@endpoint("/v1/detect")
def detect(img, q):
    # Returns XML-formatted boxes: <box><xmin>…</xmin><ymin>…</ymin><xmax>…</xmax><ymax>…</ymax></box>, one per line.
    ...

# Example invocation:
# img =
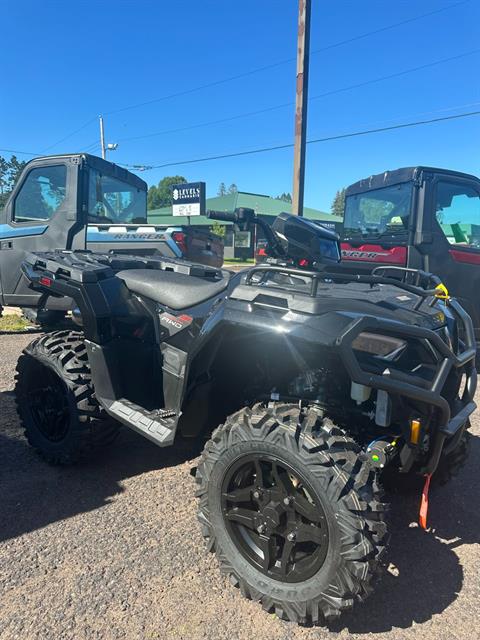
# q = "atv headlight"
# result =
<box><xmin>352</xmin><ymin>332</ymin><xmax>407</xmax><ymax>360</ymax></box>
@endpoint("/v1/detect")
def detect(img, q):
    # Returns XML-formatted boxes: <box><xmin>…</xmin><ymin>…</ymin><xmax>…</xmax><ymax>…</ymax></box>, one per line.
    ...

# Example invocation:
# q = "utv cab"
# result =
<box><xmin>340</xmin><ymin>166</ymin><xmax>480</xmax><ymax>344</ymax></box>
<box><xmin>0</xmin><ymin>153</ymin><xmax>222</xmax><ymax>323</ymax></box>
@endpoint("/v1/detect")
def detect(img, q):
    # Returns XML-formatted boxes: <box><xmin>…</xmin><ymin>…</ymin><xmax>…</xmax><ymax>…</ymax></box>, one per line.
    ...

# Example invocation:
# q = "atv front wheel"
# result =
<box><xmin>435</xmin><ymin>425</ymin><xmax>471</xmax><ymax>485</ymax></box>
<box><xmin>15</xmin><ymin>330</ymin><xmax>119</xmax><ymax>464</ymax></box>
<box><xmin>196</xmin><ymin>403</ymin><xmax>387</xmax><ymax>624</ymax></box>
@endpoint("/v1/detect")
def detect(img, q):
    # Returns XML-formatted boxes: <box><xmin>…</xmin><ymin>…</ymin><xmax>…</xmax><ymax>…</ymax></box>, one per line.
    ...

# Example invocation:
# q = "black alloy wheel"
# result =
<box><xmin>196</xmin><ymin>403</ymin><xmax>387</xmax><ymax>624</ymax></box>
<box><xmin>221</xmin><ymin>455</ymin><xmax>329</xmax><ymax>583</ymax></box>
<box><xmin>24</xmin><ymin>367</ymin><xmax>70</xmax><ymax>443</ymax></box>
<box><xmin>15</xmin><ymin>330</ymin><xmax>119</xmax><ymax>464</ymax></box>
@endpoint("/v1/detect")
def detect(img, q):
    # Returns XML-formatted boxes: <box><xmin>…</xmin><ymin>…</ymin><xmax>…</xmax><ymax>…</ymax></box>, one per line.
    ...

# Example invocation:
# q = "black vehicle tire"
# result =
<box><xmin>22</xmin><ymin>308</ymin><xmax>67</xmax><ymax>329</ymax></box>
<box><xmin>435</xmin><ymin>426</ymin><xmax>471</xmax><ymax>486</ymax></box>
<box><xmin>195</xmin><ymin>403</ymin><xmax>387</xmax><ymax>624</ymax></box>
<box><xmin>15</xmin><ymin>330</ymin><xmax>119</xmax><ymax>464</ymax></box>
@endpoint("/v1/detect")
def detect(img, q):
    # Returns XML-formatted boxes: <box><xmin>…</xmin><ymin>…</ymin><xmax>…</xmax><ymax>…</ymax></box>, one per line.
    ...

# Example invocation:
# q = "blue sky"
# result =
<box><xmin>1</xmin><ymin>0</ymin><xmax>479</xmax><ymax>212</ymax></box>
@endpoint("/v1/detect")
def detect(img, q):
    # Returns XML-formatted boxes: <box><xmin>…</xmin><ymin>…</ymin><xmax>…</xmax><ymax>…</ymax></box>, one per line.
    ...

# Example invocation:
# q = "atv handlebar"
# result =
<box><xmin>207</xmin><ymin>210</ymin><xmax>238</xmax><ymax>223</ymax></box>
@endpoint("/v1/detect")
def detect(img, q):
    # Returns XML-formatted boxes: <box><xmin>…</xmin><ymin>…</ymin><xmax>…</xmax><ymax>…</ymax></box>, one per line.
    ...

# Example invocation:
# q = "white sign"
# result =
<box><xmin>171</xmin><ymin>182</ymin><xmax>205</xmax><ymax>217</ymax></box>
<box><xmin>172</xmin><ymin>202</ymin><xmax>202</xmax><ymax>217</ymax></box>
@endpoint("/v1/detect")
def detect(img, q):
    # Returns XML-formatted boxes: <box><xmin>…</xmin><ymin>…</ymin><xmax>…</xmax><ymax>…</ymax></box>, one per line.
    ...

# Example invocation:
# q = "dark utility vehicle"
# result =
<box><xmin>340</xmin><ymin>166</ymin><xmax>480</xmax><ymax>346</ymax></box>
<box><xmin>0</xmin><ymin>153</ymin><xmax>222</xmax><ymax>323</ymax></box>
<box><xmin>15</xmin><ymin>208</ymin><xmax>476</xmax><ymax>624</ymax></box>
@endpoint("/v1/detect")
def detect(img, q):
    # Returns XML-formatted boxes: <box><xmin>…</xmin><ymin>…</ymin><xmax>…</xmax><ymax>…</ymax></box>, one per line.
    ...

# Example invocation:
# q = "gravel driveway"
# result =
<box><xmin>1</xmin><ymin>333</ymin><xmax>479</xmax><ymax>640</ymax></box>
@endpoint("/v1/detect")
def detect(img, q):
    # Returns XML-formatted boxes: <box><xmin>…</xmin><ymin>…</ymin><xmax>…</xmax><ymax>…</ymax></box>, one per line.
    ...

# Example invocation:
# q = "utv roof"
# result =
<box><xmin>24</xmin><ymin>153</ymin><xmax>147</xmax><ymax>191</ymax></box>
<box><xmin>345</xmin><ymin>166</ymin><xmax>479</xmax><ymax>196</ymax></box>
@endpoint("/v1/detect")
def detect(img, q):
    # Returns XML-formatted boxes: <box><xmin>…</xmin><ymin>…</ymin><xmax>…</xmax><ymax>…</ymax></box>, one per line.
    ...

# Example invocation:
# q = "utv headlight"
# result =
<box><xmin>352</xmin><ymin>332</ymin><xmax>406</xmax><ymax>360</ymax></box>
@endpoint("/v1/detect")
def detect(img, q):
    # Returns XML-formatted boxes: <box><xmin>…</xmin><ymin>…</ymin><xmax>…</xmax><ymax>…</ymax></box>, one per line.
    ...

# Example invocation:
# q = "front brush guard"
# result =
<box><xmin>336</xmin><ymin>298</ymin><xmax>477</xmax><ymax>475</ymax></box>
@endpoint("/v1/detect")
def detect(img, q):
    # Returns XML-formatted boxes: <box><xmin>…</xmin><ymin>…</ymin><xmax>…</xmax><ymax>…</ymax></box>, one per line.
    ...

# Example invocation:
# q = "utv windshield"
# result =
<box><xmin>343</xmin><ymin>182</ymin><xmax>413</xmax><ymax>239</ymax></box>
<box><xmin>88</xmin><ymin>169</ymin><xmax>147</xmax><ymax>224</ymax></box>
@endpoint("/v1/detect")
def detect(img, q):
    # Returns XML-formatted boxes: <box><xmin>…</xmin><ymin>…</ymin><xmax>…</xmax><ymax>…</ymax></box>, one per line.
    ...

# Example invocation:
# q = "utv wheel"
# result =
<box><xmin>15</xmin><ymin>330</ymin><xmax>119</xmax><ymax>464</ymax></box>
<box><xmin>195</xmin><ymin>403</ymin><xmax>387</xmax><ymax>624</ymax></box>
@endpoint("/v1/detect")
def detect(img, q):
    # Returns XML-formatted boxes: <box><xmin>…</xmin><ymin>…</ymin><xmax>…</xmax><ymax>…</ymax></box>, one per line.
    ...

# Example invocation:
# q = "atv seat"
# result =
<box><xmin>116</xmin><ymin>269</ymin><xmax>229</xmax><ymax>309</ymax></box>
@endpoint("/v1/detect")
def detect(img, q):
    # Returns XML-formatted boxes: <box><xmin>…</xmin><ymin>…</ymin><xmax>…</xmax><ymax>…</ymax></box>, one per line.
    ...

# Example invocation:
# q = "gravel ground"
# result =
<box><xmin>0</xmin><ymin>333</ymin><xmax>479</xmax><ymax>640</ymax></box>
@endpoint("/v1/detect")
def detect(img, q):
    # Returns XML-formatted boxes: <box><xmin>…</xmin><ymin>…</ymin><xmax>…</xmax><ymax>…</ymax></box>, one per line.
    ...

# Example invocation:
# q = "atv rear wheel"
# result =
<box><xmin>15</xmin><ymin>330</ymin><xmax>119</xmax><ymax>464</ymax></box>
<box><xmin>22</xmin><ymin>308</ymin><xmax>67</xmax><ymax>329</ymax></box>
<box><xmin>195</xmin><ymin>403</ymin><xmax>387</xmax><ymax>624</ymax></box>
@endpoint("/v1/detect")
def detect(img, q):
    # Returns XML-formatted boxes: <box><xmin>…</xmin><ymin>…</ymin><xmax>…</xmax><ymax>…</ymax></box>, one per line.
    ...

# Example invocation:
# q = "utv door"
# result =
<box><xmin>421</xmin><ymin>174</ymin><xmax>480</xmax><ymax>341</ymax></box>
<box><xmin>0</xmin><ymin>156</ymin><xmax>85</xmax><ymax>308</ymax></box>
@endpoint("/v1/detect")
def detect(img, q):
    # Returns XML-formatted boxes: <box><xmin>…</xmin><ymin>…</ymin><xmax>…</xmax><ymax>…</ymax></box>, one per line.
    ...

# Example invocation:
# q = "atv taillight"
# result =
<box><xmin>172</xmin><ymin>231</ymin><xmax>187</xmax><ymax>255</ymax></box>
<box><xmin>257</xmin><ymin>248</ymin><xmax>267</xmax><ymax>257</ymax></box>
<box><xmin>298</xmin><ymin>258</ymin><xmax>310</xmax><ymax>268</ymax></box>
<box><xmin>39</xmin><ymin>276</ymin><xmax>52</xmax><ymax>287</ymax></box>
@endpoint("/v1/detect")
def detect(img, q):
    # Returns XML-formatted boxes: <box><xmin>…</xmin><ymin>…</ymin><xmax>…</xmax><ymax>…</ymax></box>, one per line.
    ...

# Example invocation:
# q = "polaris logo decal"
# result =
<box><xmin>159</xmin><ymin>312</ymin><xmax>193</xmax><ymax>335</ymax></box>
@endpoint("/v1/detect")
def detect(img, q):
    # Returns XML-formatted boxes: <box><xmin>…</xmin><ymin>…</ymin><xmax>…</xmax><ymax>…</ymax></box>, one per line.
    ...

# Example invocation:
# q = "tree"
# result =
<box><xmin>147</xmin><ymin>175</ymin><xmax>187</xmax><ymax>210</ymax></box>
<box><xmin>211</xmin><ymin>220</ymin><xmax>226</xmax><ymax>238</ymax></box>
<box><xmin>228</xmin><ymin>183</ymin><xmax>238</xmax><ymax>194</ymax></box>
<box><xmin>275</xmin><ymin>192</ymin><xmax>292</xmax><ymax>203</ymax></box>
<box><xmin>331</xmin><ymin>188</ymin><xmax>346</xmax><ymax>216</ymax></box>
<box><xmin>0</xmin><ymin>154</ymin><xmax>27</xmax><ymax>209</ymax></box>
<box><xmin>9</xmin><ymin>155</ymin><xmax>27</xmax><ymax>185</ymax></box>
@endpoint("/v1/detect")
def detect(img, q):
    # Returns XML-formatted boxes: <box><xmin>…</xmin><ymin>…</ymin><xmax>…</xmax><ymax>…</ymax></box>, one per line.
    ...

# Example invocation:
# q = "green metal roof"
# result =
<box><xmin>148</xmin><ymin>191</ymin><xmax>336</xmax><ymax>226</ymax></box>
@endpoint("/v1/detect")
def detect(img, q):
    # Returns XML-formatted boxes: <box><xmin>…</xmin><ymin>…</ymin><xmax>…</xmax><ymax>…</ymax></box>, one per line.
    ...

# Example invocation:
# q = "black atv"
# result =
<box><xmin>14</xmin><ymin>207</ymin><xmax>476</xmax><ymax>624</ymax></box>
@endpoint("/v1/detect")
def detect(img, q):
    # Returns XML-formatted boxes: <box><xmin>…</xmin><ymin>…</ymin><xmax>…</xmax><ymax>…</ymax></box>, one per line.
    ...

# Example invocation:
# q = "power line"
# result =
<box><xmin>114</xmin><ymin>48</ymin><xmax>480</xmax><ymax>144</ymax></box>
<box><xmin>24</xmin><ymin>0</ymin><xmax>469</xmax><ymax>154</ymax></box>
<box><xmin>39</xmin><ymin>117</ymin><xmax>98</xmax><ymax>153</ymax></box>
<box><xmin>310</xmin><ymin>0</ymin><xmax>470</xmax><ymax>56</ymax></box>
<box><xmin>118</xmin><ymin>109</ymin><xmax>480</xmax><ymax>171</ymax></box>
<box><xmin>104</xmin><ymin>0</ymin><xmax>469</xmax><ymax>117</ymax></box>
<box><xmin>0</xmin><ymin>147</ymin><xmax>40</xmax><ymax>157</ymax></box>
<box><xmin>309</xmin><ymin>48</ymin><xmax>480</xmax><ymax>103</ymax></box>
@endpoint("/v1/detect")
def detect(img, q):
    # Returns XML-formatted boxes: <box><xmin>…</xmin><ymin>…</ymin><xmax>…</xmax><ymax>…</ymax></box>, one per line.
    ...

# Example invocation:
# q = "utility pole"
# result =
<box><xmin>292</xmin><ymin>0</ymin><xmax>311</xmax><ymax>216</ymax></box>
<box><xmin>99</xmin><ymin>115</ymin><xmax>106</xmax><ymax>160</ymax></box>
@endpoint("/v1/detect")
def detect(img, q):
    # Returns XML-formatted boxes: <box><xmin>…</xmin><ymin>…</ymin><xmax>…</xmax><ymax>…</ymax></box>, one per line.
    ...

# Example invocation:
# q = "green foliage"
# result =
<box><xmin>0</xmin><ymin>314</ymin><xmax>31</xmax><ymax>332</ymax></box>
<box><xmin>147</xmin><ymin>175</ymin><xmax>187</xmax><ymax>210</ymax></box>
<box><xmin>359</xmin><ymin>197</ymin><xmax>394</xmax><ymax>224</ymax></box>
<box><xmin>331</xmin><ymin>188</ymin><xmax>346</xmax><ymax>216</ymax></box>
<box><xmin>228</xmin><ymin>183</ymin><xmax>238</xmax><ymax>194</ymax></box>
<box><xmin>211</xmin><ymin>220</ymin><xmax>226</xmax><ymax>238</ymax></box>
<box><xmin>217</xmin><ymin>182</ymin><xmax>227</xmax><ymax>197</ymax></box>
<box><xmin>275</xmin><ymin>192</ymin><xmax>292</xmax><ymax>203</ymax></box>
<box><xmin>0</xmin><ymin>155</ymin><xmax>28</xmax><ymax>209</ymax></box>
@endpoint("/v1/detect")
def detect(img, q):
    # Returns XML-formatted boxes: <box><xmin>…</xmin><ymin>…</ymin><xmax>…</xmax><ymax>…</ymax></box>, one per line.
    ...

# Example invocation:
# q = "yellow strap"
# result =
<box><xmin>435</xmin><ymin>283</ymin><xmax>450</xmax><ymax>301</ymax></box>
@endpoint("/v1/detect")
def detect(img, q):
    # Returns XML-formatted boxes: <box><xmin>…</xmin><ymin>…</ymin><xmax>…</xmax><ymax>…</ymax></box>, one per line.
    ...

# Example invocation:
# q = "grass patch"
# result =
<box><xmin>223</xmin><ymin>258</ymin><xmax>254</xmax><ymax>264</ymax></box>
<box><xmin>0</xmin><ymin>315</ymin><xmax>32</xmax><ymax>332</ymax></box>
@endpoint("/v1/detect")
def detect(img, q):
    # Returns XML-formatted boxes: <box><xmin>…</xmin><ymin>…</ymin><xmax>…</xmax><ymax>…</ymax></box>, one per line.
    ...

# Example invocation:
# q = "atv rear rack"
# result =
<box><xmin>23</xmin><ymin>249</ymin><xmax>222</xmax><ymax>283</ymax></box>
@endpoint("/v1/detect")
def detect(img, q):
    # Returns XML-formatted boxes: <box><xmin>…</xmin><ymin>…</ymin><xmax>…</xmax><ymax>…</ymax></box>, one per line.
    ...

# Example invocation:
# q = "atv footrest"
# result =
<box><xmin>106</xmin><ymin>398</ymin><xmax>178</xmax><ymax>447</ymax></box>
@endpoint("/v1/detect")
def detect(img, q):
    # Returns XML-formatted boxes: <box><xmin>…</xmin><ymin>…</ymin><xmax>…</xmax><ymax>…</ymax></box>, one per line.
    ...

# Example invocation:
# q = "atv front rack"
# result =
<box><xmin>245</xmin><ymin>265</ymin><xmax>448</xmax><ymax>300</ymax></box>
<box><xmin>244</xmin><ymin>264</ymin><xmax>477</xmax><ymax>475</ymax></box>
